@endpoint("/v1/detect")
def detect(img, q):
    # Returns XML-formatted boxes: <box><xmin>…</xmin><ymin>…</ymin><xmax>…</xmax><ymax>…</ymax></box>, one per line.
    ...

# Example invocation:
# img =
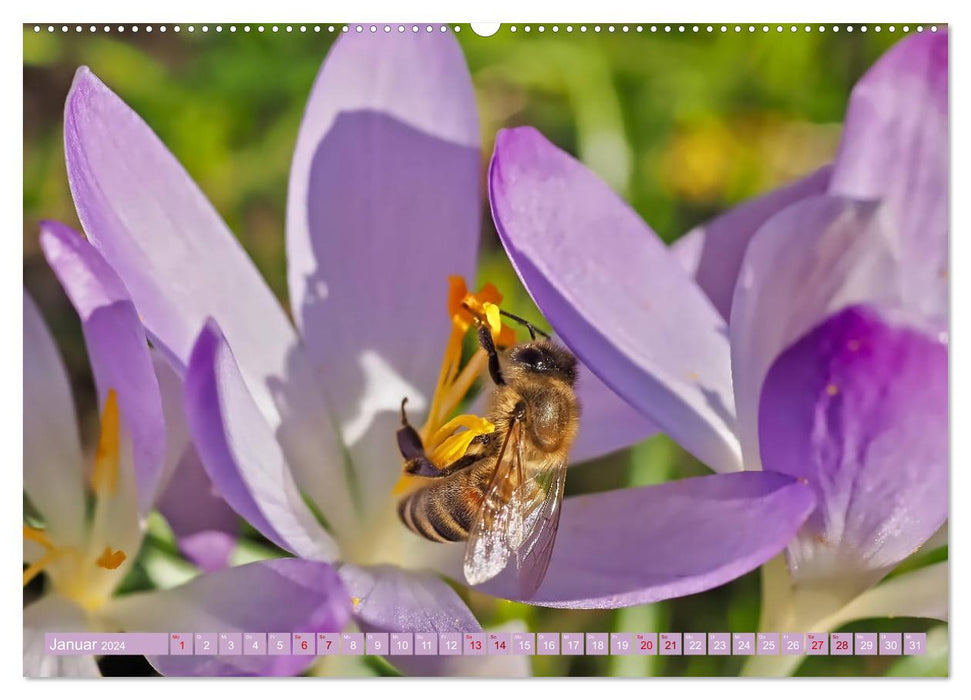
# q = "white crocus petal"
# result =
<box><xmin>822</xmin><ymin>562</ymin><xmax>948</xmax><ymax>630</ymax></box>
<box><xmin>23</xmin><ymin>293</ymin><xmax>86</xmax><ymax>546</ymax></box>
<box><xmin>24</xmin><ymin>595</ymin><xmax>100</xmax><ymax>678</ymax></box>
<box><xmin>730</xmin><ymin>196</ymin><xmax>903</xmax><ymax>469</ymax></box>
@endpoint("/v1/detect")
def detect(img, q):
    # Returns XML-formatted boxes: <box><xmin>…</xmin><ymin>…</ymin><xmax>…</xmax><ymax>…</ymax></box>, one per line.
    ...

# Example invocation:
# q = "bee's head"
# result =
<box><xmin>508</xmin><ymin>340</ymin><xmax>578</xmax><ymax>386</ymax></box>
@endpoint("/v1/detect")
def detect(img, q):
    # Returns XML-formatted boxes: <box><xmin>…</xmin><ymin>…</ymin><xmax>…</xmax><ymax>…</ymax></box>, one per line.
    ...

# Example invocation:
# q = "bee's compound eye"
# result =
<box><xmin>515</xmin><ymin>347</ymin><xmax>547</xmax><ymax>371</ymax></box>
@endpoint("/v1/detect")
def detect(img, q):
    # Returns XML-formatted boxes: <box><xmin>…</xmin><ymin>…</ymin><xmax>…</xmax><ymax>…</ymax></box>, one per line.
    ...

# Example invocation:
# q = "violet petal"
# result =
<box><xmin>490</xmin><ymin>127</ymin><xmax>741</xmax><ymax>473</ymax></box>
<box><xmin>759</xmin><ymin>306</ymin><xmax>947</xmax><ymax>588</ymax></box>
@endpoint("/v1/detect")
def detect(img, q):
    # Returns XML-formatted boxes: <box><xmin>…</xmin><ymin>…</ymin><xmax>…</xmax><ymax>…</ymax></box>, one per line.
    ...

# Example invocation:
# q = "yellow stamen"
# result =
<box><xmin>23</xmin><ymin>549</ymin><xmax>66</xmax><ymax>587</ymax></box>
<box><xmin>91</xmin><ymin>389</ymin><xmax>120</xmax><ymax>496</ymax></box>
<box><xmin>426</xmin><ymin>414</ymin><xmax>496</xmax><ymax>465</ymax></box>
<box><xmin>23</xmin><ymin>525</ymin><xmax>54</xmax><ymax>551</ymax></box>
<box><xmin>395</xmin><ymin>278</ymin><xmax>518</xmax><ymax>491</ymax></box>
<box><xmin>95</xmin><ymin>547</ymin><xmax>127</xmax><ymax>570</ymax></box>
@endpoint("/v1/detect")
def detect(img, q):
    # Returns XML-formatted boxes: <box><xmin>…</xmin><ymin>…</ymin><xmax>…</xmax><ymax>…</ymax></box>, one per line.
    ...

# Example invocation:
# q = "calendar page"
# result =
<box><xmin>22</xmin><ymin>20</ymin><xmax>948</xmax><ymax>680</ymax></box>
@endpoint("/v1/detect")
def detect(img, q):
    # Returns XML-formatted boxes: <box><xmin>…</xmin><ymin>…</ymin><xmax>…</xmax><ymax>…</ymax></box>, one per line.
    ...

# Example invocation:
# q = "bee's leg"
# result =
<box><xmin>397</xmin><ymin>398</ymin><xmax>452</xmax><ymax>478</ymax></box>
<box><xmin>477</xmin><ymin>325</ymin><xmax>506</xmax><ymax>386</ymax></box>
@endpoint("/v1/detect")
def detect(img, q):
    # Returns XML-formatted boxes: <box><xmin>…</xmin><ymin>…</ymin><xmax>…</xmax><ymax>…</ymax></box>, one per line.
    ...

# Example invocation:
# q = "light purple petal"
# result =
<box><xmin>184</xmin><ymin>322</ymin><xmax>339</xmax><ymax>562</ymax></box>
<box><xmin>759</xmin><ymin>306</ymin><xmax>947</xmax><ymax>589</ymax></box>
<box><xmin>157</xmin><ymin>450</ymin><xmax>240</xmax><ymax>572</ymax></box>
<box><xmin>64</xmin><ymin>67</ymin><xmax>351</xmax><ymax>535</ymax></box>
<box><xmin>106</xmin><ymin>559</ymin><xmax>351</xmax><ymax>677</ymax></box>
<box><xmin>729</xmin><ymin>195</ymin><xmax>905</xmax><ymax>470</ymax></box>
<box><xmin>479</xmin><ymin>471</ymin><xmax>815</xmax><ymax>608</ymax></box>
<box><xmin>490</xmin><ymin>127</ymin><xmax>742</xmax><ymax>473</ymax></box>
<box><xmin>286</xmin><ymin>31</ymin><xmax>481</xmax><ymax>516</ymax></box>
<box><xmin>152</xmin><ymin>352</ymin><xmax>238</xmax><ymax>570</ymax></box>
<box><xmin>673</xmin><ymin>166</ymin><xmax>831</xmax><ymax>320</ymax></box>
<box><xmin>39</xmin><ymin>221</ymin><xmax>166</xmax><ymax>514</ymax></box>
<box><xmin>23</xmin><ymin>292</ymin><xmax>86</xmax><ymax>544</ymax></box>
<box><xmin>571</xmin><ymin>363</ymin><xmax>658</xmax><ymax>463</ymax></box>
<box><xmin>829</xmin><ymin>32</ymin><xmax>948</xmax><ymax>317</ymax></box>
<box><xmin>340</xmin><ymin>564</ymin><xmax>530</xmax><ymax>676</ymax></box>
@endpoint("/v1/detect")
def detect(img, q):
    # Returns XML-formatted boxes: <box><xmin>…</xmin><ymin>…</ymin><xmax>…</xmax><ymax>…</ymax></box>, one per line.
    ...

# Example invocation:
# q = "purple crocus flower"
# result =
<box><xmin>487</xmin><ymin>29</ymin><xmax>947</xmax><ymax>663</ymax></box>
<box><xmin>60</xmin><ymin>30</ymin><xmax>818</xmax><ymax>675</ymax></box>
<box><xmin>24</xmin><ymin>222</ymin><xmax>349</xmax><ymax>677</ymax></box>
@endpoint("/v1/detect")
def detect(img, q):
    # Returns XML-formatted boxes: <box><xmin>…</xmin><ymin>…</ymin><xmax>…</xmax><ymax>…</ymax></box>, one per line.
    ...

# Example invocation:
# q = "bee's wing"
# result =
<box><xmin>463</xmin><ymin>421</ymin><xmax>525</xmax><ymax>587</ymax></box>
<box><xmin>463</xmin><ymin>418</ymin><xmax>568</xmax><ymax>599</ymax></box>
<box><xmin>511</xmin><ymin>455</ymin><xmax>567</xmax><ymax>599</ymax></box>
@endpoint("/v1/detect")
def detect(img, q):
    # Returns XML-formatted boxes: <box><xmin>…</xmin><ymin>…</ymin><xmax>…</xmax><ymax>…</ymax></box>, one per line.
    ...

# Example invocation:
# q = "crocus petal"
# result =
<box><xmin>829</xmin><ymin>32</ymin><xmax>948</xmax><ymax>317</ymax></box>
<box><xmin>340</xmin><ymin>564</ymin><xmax>530</xmax><ymax>676</ymax></box>
<box><xmin>571</xmin><ymin>364</ymin><xmax>658</xmax><ymax>463</ymax></box>
<box><xmin>759</xmin><ymin>306</ymin><xmax>947</xmax><ymax>589</ymax></box>
<box><xmin>729</xmin><ymin>195</ymin><xmax>904</xmax><ymax>470</ymax></box>
<box><xmin>40</xmin><ymin>220</ymin><xmax>166</xmax><ymax>515</ymax></box>
<box><xmin>23</xmin><ymin>292</ymin><xmax>86</xmax><ymax>544</ymax></box>
<box><xmin>157</xmin><ymin>450</ymin><xmax>240</xmax><ymax>572</ymax></box>
<box><xmin>152</xmin><ymin>352</ymin><xmax>191</xmax><ymax>497</ymax></box>
<box><xmin>64</xmin><ymin>67</ymin><xmax>351</xmax><ymax>535</ymax></box>
<box><xmin>24</xmin><ymin>595</ymin><xmax>101</xmax><ymax>678</ymax></box>
<box><xmin>673</xmin><ymin>165</ymin><xmax>832</xmax><ymax>321</ymax></box>
<box><xmin>184</xmin><ymin>322</ymin><xmax>339</xmax><ymax>561</ymax></box>
<box><xmin>825</xmin><ymin>562</ymin><xmax>948</xmax><ymax>629</ymax></box>
<box><xmin>490</xmin><ymin>127</ymin><xmax>741</xmax><ymax>473</ymax></box>
<box><xmin>286</xmin><ymin>31</ymin><xmax>481</xmax><ymax>516</ymax></box>
<box><xmin>105</xmin><ymin>559</ymin><xmax>351</xmax><ymax>677</ymax></box>
<box><xmin>479</xmin><ymin>471</ymin><xmax>815</xmax><ymax>608</ymax></box>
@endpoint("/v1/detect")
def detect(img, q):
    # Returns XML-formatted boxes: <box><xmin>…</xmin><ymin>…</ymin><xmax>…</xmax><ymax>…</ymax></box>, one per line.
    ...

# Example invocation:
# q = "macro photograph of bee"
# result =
<box><xmin>396</xmin><ymin>307</ymin><xmax>579</xmax><ymax>597</ymax></box>
<box><xmin>23</xmin><ymin>19</ymin><xmax>947</xmax><ymax>681</ymax></box>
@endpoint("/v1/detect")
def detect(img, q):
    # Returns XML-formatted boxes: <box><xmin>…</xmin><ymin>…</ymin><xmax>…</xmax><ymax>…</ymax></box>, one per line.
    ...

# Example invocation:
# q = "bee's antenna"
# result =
<box><xmin>499</xmin><ymin>310</ymin><xmax>551</xmax><ymax>341</ymax></box>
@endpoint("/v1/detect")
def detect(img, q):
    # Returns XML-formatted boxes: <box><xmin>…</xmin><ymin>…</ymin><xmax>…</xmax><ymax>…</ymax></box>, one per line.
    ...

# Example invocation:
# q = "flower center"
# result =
<box><xmin>23</xmin><ymin>389</ymin><xmax>128</xmax><ymax>612</ymax></box>
<box><xmin>393</xmin><ymin>277</ymin><xmax>516</xmax><ymax>494</ymax></box>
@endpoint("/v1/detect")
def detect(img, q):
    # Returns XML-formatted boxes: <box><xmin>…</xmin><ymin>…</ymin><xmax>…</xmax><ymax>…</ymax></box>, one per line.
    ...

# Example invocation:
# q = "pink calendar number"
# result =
<box><xmin>194</xmin><ymin>633</ymin><xmax>216</xmax><ymax>656</ymax></box>
<box><xmin>806</xmin><ymin>632</ymin><xmax>828</xmax><ymax>655</ymax></box>
<box><xmin>170</xmin><ymin>632</ymin><xmax>192</xmax><ymax>656</ymax></box>
<box><xmin>218</xmin><ymin>632</ymin><xmax>242</xmax><ymax>656</ymax></box>
<box><xmin>439</xmin><ymin>633</ymin><xmax>462</xmax><ymax>656</ymax></box>
<box><xmin>488</xmin><ymin>633</ymin><xmax>511</xmax><ymax>656</ymax></box>
<box><xmin>635</xmin><ymin>633</ymin><xmax>657</xmax><ymax>656</ymax></box>
<box><xmin>660</xmin><ymin>633</ymin><xmax>681</xmax><ymax>656</ymax></box>
<box><xmin>513</xmin><ymin>632</ymin><xmax>535</xmax><ymax>655</ymax></box>
<box><xmin>781</xmin><ymin>633</ymin><xmax>804</xmax><ymax>656</ymax></box>
<box><xmin>830</xmin><ymin>632</ymin><xmax>852</xmax><ymax>656</ymax></box>
<box><xmin>855</xmin><ymin>633</ymin><xmax>877</xmax><ymax>656</ymax></box>
<box><xmin>293</xmin><ymin>633</ymin><xmax>316</xmax><ymax>656</ymax></box>
<box><xmin>708</xmin><ymin>633</ymin><xmax>730</xmax><ymax>656</ymax></box>
<box><xmin>464</xmin><ymin>632</ymin><xmax>487</xmax><ymax>656</ymax></box>
<box><xmin>683</xmin><ymin>633</ymin><xmax>706</xmax><ymax>656</ymax></box>
<box><xmin>610</xmin><ymin>633</ymin><xmax>632</xmax><ymax>656</ymax></box>
<box><xmin>904</xmin><ymin>633</ymin><xmax>926</xmax><ymax>656</ymax></box>
<box><xmin>537</xmin><ymin>633</ymin><xmax>560</xmax><ymax>655</ymax></box>
<box><xmin>415</xmin><ymin>633</ymin><xmax>438</xmax><ymax>656</ymax></box>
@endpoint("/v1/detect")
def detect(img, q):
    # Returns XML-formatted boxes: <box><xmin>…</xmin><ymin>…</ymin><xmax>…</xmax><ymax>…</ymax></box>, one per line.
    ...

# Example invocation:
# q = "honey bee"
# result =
<box><xmin>396</xmin><ymin>309</ymin><xmax>579</xmax><ymax>598</ymax></box>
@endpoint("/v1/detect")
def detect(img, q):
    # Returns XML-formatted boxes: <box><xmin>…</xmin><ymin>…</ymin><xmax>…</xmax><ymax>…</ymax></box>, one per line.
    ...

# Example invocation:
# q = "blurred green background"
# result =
<box><xmin>23</xmin><ymin>23</ymin><xmax>945</xmax><ymax>677</ymax></box>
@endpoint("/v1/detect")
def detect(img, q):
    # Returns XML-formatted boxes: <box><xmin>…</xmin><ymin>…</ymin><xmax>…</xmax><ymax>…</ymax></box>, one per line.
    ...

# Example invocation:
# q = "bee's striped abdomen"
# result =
<box><xmin>397</xmin><ymin>467</ymin><xmax>488</xmax><ymax>543</ymax></box>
